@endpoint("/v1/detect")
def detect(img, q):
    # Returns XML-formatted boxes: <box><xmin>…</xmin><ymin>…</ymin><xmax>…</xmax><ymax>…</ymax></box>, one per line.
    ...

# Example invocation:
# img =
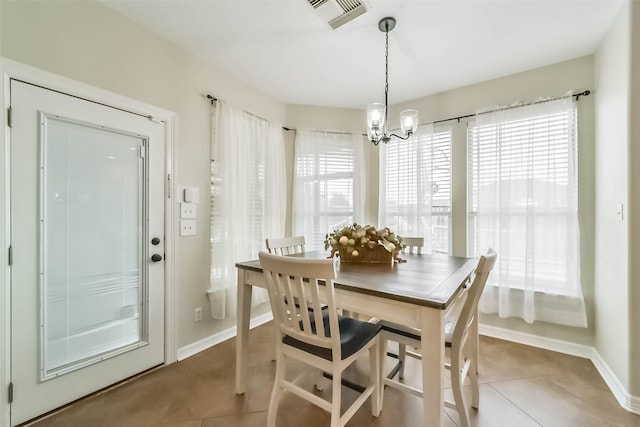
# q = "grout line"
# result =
<box><xmin>487</xmin><ymin>382</ymin><xmax>544</xmax><ymax>427</ymax></box>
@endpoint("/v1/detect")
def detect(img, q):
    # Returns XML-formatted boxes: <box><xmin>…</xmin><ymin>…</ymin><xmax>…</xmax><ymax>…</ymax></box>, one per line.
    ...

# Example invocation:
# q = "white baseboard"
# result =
<box><xmin>177</xmin><ymin>311</ymin><xmax>273</xmax><ymax>361</ymax></box>
<box><xmin>479</xmin><ymin>324</ymin><xmax>593</xmax><ymax>359</ymax></box>
<box><xmin>480</xmin><ymin>324</ymin><xmax>640</xmax><ymax>416</ymax></box>
<box><xmin>589</xmin><ymin>349</ymin><xmax>640</xmax><ymax>415</ymax></box>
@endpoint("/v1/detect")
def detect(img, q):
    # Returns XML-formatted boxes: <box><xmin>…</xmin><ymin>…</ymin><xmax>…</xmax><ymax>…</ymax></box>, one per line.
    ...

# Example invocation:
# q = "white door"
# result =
<box><xmin>10</xmin><ymin>80</ymin><xmax>165</xmax><ymax>425</ymax></box>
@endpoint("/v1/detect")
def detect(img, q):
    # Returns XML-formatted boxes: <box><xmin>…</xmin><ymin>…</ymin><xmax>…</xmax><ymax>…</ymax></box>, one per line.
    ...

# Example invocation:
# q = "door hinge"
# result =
<box><xmin>7</xmin><ymin>107</ymin><xmax>12</xmax><ymax>128</ymax></box>
<box><xmin>139</xmin><ymin>139</ymin><xmax>147</xmax><ymax>159</ymax></box>
<box><xmin>8</xmin><ymin>382</ymin><xmax>13</xmax><ymax>403</ymax></box>
<box><xmin>8</xmin><ymin>245</ymin><xmax>12</xmax><ymax>266</ymax></box>
<box><xmin>167</xmin><ymin>174</ymin><xmax>172</xmax><ymax>199</ymax></box>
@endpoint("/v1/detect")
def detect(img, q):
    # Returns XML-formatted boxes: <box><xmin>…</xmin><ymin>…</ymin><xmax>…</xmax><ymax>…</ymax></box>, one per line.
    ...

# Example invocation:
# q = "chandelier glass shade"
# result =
<box><xmin>366</xmin><ymin>17</ymin><xmax>419</xmax><ymax>146</ymax></box>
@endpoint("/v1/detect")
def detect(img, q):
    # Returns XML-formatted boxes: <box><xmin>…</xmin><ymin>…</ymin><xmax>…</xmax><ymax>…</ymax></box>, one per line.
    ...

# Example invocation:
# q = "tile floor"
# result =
<box><xmin>23</xmin><ymin>323</ymin><xmax>640</xmax><ymax>427</ymax></box>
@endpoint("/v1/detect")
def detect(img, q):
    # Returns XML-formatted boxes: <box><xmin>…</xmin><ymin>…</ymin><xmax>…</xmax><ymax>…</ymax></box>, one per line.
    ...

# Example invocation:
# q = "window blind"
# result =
<box><xmin>467</xmin><ymin>98</ymin><xmax>586</xmax><ymax>327</ymax></box>
<box><xmin>293</xmin><ymin>131</ymin><xmax>364</xmax><ymax>250</ymax></box>
<box><xmin>468</xmin><ymin>108</ymin><xmax>578</xmax><ymax>294</ymax></box>
<box><xmin>431</xmin><ymin>129</ymin><xmax>452</xmax><ymax>254</ymax></box>
<box><xmin>469</xmin><ymin>110</ymin><xmax>576</xmax><ymax>216</ymax></box>
<box><xmin>380</xmin><ymin>125</ymin><xmax>451</xmax><ymax>254</ymax></box>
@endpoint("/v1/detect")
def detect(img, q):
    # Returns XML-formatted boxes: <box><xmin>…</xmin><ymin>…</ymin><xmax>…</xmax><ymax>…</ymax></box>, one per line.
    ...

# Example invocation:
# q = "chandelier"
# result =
<box><xmin>366</xmin><ymin>17</ymin><xmax>419</xmax><ymax>145</ymax></box>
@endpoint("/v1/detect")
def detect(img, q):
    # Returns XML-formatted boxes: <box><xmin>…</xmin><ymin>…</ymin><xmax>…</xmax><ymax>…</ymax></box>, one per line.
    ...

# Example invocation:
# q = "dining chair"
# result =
<box><xmin>258</xmin><ymin>251</ymin><xmax>382</xmax><ymax>427</ymax></box>
<box><xmin>401</xmin><ymin>236</ymin><xmax>424</xmax><ymax>254</ymax></box>
<box><xmin>265</xmin><ymin>235</ymin><xmax>306</xmax><ymax>255</ymax></box>
<box><xmin>377</xmin><ymin>249</ymin><xmax>497</xmax><ymax>427</ymax></box>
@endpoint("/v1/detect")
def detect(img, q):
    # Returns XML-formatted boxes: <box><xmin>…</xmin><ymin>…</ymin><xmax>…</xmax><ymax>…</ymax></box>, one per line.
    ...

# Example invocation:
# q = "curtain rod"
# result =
<box><xmin>207</xmin><ymin>93</ymin><xmax>294</xmax><ymax>131</ymax></box>
<box><xmin>282</xmin><ymin>127</ymin><xmax>358</xmax><ymax>136</ymax></box>
<box><xmin>282</xmin><ymin>90</ymin><xmax>590</xmax><ymax>134</ymax></box>
<box><xmin>207</xmin><ymin>94</ymin><xmax>355</xmax><ymax>135</ymax></box>
<box><xmin>429</xmin><ymin>90</ymin><xmax>591</xmax><ymax>126</ymax></box>
<box><xmin>207</xmin><ymin>94</ymin><xmax>277</xmax><ymax>126</ymax></box>
<box><xmin>208</xmin><ymin>90</ymin><xmax>590</xmax><ymax>134</ymax></box>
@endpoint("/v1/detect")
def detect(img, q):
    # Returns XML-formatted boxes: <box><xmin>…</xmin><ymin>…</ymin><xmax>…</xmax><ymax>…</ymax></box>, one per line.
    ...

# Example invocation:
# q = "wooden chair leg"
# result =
<box><xmin>469</xmin><ymin>356</ymin><xmax>480</xmax><ymax>409</ymax></box>
<box><xmin>398</xmin><ymin>343</ymin><xmax>407</xmax><ymax>379</ymax></box>
<box><xmin>314</xmin><ymin>367</ymin><xmax>329</xmax><ymax>391</ymax></box>
<box><xmin>330</xmin><ymin>369</ymin><xmax>342</xmax><ymax>427</ymax></box>
<box><xmin>450</xmin><ymin>349</ymin><xmax>469</xmax><ymax>427</ymax></box>
<box><xmin>267</xmin><ymin>353</ymin><xmax>285</xmax><ymax>427</ymax></box>
<box><xmin>378</xmin><ymin>336</ymin><xmax>388</xmax><ymax>410</ymax></box>
<box><xmin>369</xmin><ymin>344</ymin><xmax>381</xmax><ymax>417</ymax></box>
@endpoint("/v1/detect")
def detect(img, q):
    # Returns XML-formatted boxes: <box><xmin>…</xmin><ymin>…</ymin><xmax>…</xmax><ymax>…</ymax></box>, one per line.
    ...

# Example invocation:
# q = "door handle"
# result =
<box><xmin>151</xmin><ymin>254</ymin><xmax>163</xmax><ymax>262</ymax></box>
<box><xmin>151</xmin><ymin>237</ymin><xmax>161</xmax><ymax>245</ymax></box>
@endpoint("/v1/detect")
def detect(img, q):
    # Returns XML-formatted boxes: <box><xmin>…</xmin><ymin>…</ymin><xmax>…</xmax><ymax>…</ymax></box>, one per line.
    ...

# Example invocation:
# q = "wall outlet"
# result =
<box><xmin>194</xmin><ymin>307</ymin><xmax>203</xmax><ymax>322</ymax></box>
<box><xmin>180</xmin><ymin>202</ymin><xmax>197</xmax><ymax>219</ymax></box>
<box><xmin>180</xmin><ymin>220</ymin><xmax>196</xmax><ymax>236</ymax></box>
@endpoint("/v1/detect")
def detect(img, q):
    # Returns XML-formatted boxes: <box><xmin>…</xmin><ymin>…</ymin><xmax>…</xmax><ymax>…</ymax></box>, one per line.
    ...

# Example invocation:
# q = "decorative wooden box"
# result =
<box><xmin>338</xmin><ymin>246</ymin><xmax>395</xmax><ymax>263</ymax></box>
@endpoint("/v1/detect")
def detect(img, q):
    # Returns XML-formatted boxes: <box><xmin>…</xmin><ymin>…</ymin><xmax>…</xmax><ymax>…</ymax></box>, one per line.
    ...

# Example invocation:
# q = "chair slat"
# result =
<box><xmin>266</xmin><ymin>236</ymin><xmax>306</xmax><ymax>256</ymax></box>
<box><xmin>401</xmin><ymin>236</ymin><xmax>424</xmax><ymax>255</ymax></box>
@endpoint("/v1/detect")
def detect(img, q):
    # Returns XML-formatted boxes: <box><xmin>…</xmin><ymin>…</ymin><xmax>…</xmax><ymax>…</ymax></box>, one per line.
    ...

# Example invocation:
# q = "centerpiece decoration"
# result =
<box><xmin>324</xmin><ymin>224</ymin><xmax>405</xmax><ymax>263</ymax></box>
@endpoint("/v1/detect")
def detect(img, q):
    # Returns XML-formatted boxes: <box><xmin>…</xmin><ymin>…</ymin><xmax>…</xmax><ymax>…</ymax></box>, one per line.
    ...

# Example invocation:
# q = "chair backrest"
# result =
<box><xmin>265</xmin><ymin>236</ymin><xmax>306</xmax><ymax>256</ymax></box>
<box><xmin>402</xmin><ymin>237</ymin><xmax>424</xmax><ymax>255</ymax></box>
<box><xmin>451</xmin><ymin>248</ymin><xmax>497</xmax><ymax>347</ymax></box>
<box><xmin>258</xmin><ymin>251</ymin><xmax>341</xmax><ymax>358</ymax></box>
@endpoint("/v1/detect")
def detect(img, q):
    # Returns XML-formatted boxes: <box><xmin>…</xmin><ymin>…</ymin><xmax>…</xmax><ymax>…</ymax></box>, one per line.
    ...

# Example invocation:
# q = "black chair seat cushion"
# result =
<box><xmin>283</xmin><ymin>315</ymin><xmax>381</xmax><ymax>361</ymax></box>
<box><xmin>379</xmin><ymin>319</ymin><xmax>455</xmax><ymax>347</ymax></box>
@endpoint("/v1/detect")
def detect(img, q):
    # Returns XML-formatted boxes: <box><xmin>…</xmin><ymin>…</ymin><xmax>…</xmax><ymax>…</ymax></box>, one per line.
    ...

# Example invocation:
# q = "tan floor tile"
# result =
<box><xmin>477</xmin><ymin>337</ymin><xmax>591</xmax><ymax>384</ymax></box>
<box><xmin>145</xmin><ymin>421</ymin><xmax>203</xmax><ymax>427</ymax></box>
<box><xmin>491</xmin><ymin>376</ymin><xmax>639</xmax><ymax>427</ymax></box>
<box><xmin>201</xmin><ymin>411</ymin><xmax>267</xmax><ymax>427</ymax></box>
<box><xmin>371</xmin><ymin>388</ymin><xmax>458</xmax><ymax>427</ymax></box>
<box><xmin>443</xmin><ymin>384</ymin><xmax>539</xmax><ymax>427</ymax></box>
<box><xmin>24</xmin><ymin>324</ymin><xmax>639</xmax><ymax>427</ymax></box>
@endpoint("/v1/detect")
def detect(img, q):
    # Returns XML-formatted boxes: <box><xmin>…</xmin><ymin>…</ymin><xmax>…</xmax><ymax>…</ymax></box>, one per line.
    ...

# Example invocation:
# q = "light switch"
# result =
<box><xmin>184</xmin><ymin>187</ymin><xmax>200</xmax><ymax>203</ymax></box>
<box><xmin>180</xmin><ymin>202</ymin><xmax>197</xmax><ymax>219</ymax></box>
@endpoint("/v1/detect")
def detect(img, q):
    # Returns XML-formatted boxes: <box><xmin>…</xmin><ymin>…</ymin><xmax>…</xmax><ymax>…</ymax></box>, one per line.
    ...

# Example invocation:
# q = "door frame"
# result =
<box><xmin>0</xmin><ymin>57</ymin><xmax>177</xmax><ymax>427</ymax></box>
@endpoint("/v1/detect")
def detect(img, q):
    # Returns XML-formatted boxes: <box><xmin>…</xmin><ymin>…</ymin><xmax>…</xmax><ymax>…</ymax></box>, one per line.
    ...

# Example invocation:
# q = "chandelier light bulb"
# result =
<box><xmin>400</xmin><ymin>109</ymin><xmax>418</xmax><ymax>135</ymax></box>
<box><xmin>367</xmin><ymin>102</ymin><xmax>386</xmax><ymax>131</ymax></box>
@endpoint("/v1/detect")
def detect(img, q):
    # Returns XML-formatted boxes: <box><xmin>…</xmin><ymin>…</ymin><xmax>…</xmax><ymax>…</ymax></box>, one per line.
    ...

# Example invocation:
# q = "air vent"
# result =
<box><xmin>307</xmin><ymin>0</ymin><xmax>369</xmax><ymax>30</ymax></box>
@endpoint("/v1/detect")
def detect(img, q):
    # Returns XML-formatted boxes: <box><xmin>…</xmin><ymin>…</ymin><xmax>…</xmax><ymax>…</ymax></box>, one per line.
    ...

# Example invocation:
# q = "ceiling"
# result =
<box><xmin>100</xmin><ymin>0</ymin><xmax>625</xmax><ymax>109</ymax></box>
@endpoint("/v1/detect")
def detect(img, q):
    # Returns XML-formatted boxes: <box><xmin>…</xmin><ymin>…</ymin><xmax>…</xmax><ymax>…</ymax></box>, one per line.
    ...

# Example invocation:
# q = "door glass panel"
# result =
<box><xmin>42</xmin><ymin>115</ymin><xmax>146</xmax><ymax>378</ymax></box>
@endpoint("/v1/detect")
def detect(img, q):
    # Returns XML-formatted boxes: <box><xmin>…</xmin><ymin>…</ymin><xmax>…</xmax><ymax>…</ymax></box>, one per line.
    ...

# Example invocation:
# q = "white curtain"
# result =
<box><xmin>471</xmin><ymin>98</ymin><xmax>587</xmax><ymax>327</ymax></box>
<box><xmin>209</xmin><ymin>100</ymin><xmax>286</xmax><ymax>319</ymax></box>
<box><xmin>292</xmin><ymin>130</ymin><xmax>365</xmax><ymax>250</ymax></box>
<box><xmin>378</xmin><ymin>124</ymin><xmax>434</xmax><ymax>250</ymax></box>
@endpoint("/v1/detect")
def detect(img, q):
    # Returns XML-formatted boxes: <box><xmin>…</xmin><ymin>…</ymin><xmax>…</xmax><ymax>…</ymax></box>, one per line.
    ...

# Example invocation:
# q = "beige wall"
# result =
<box><xmin>0</xmin><ymin>0</ymin><xmax>287</xmax><ymax>348</ymax></box>
<box><xmin>629</xmin><ymin>0</ymin><xmax>640</xmax><ymax>397</ymax></box>
<box><xmin>594</xmin><ymin>3</ymin><xmax>631</xmax><ymax>390</ymax></box>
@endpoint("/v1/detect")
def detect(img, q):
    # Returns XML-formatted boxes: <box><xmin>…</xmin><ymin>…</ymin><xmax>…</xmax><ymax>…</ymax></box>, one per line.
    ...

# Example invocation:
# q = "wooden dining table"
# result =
<box><xmin>235</xmin><ymin>250</ymin><xmax>477</xmax><ymax>426</ymax></box>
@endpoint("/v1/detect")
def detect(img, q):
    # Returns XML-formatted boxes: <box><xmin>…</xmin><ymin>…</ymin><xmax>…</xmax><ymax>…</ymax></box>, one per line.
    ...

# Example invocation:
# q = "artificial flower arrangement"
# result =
<box><xmin>324</xmin><ymin>223</ymin><xmax>406</xmax><ymax>263</ymax></box>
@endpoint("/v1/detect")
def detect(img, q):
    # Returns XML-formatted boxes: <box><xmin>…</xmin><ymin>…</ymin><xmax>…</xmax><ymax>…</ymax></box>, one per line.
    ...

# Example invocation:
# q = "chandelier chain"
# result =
<box><xmin>384</xmin><ymin>27</ymin><xmax>389</xmax><ymax>134</ymax></box>
<box><xmin>384</xmin><ymin>28</ymin><xmax>389</xmax><ymax>108</ymax></box>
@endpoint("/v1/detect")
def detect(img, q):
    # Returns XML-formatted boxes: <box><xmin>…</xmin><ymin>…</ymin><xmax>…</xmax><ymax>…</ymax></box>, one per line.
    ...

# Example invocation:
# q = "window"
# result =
<box><xmin>379</xmin><ymin>124</ymin><xmax>452</xmax><ymax>254</ymax></box>
<box><xmin>468</xmin><ymin>98</ymin><xmax>587</xmax><ymax>327</ymax></box>
<box><xmin>292</xmin><ymin>130</ymin><xmax>364</xmax><ymax>250</ymax></box>
<box><xmin>432</xmin><ymin>129</ymin><xmax>452</xmax><ymax>254</ymax></box>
